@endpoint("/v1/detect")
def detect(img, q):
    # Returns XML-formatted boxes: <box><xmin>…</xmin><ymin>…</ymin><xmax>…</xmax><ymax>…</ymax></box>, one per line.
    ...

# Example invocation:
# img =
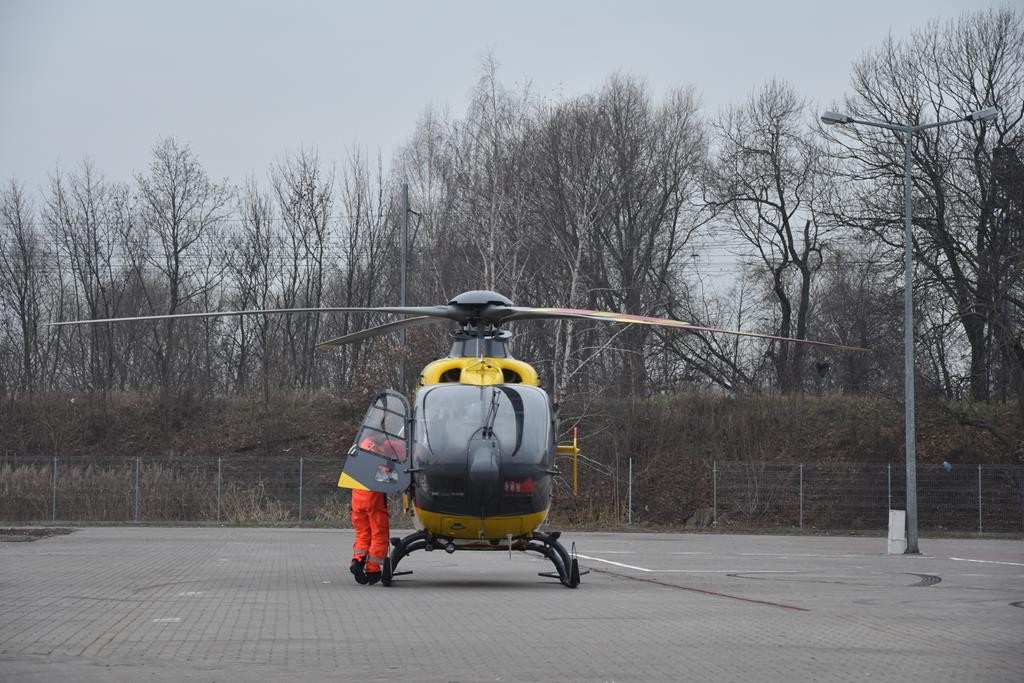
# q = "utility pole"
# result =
<box><xmin>821</xmin><ymin>105</ymin><xmax>998</xmax><ymax>554</ymax></box>
<box><xmin>400</xmin><ymin>182</ymin><xmax>409</xmax><ymax>390</ymax></box>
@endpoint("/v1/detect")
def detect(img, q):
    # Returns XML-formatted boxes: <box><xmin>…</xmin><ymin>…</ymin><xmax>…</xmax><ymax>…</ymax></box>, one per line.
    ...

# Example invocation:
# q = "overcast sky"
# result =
<box><xmin>0</xmin><ymin>0</ymin><xmax>1000</xmax><ymax>192</ymax></box>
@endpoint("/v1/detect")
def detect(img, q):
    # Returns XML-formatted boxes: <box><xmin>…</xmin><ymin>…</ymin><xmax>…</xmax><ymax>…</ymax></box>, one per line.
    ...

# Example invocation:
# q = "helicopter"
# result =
<box><xmin>51</xmin><ymin>288</ymin><xmax>865</xmax><ymax>588</ymax></box>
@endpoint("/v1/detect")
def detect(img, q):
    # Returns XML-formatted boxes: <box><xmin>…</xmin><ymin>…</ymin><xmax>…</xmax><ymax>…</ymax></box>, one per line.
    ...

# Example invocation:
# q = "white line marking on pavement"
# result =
<box><xmin>576</xmin><ymin>554</ymin><xmax>653</xmax><ymax>571</ymax></box>
<box><xmin>678</xmin><ymin>570</ymin><xmax>798</xmax><ymax>574</ymax></box>
<box><xmin>949</xmin><ymin>557</ymin><xmax>1024</xmax><ymax>567</ymax></box>
<box><xmin>152</xmin><ymin>618</ymin><xmax>181</xmax><ymax>623</ymax></box>
<box><xmin>739</xmin><ymin>553</ymin><xmax>865</xmax><ymax>558</ymax></box>
<box><xmin>576</xmin><ymin>555</ymin><xmax>797</xmax><ymax>574</ymax></box>
<box><xmin>583</xmin><ymin>550</ymin><xmax>635</xmax><ymax>554</ymax></box>
<box><xmin>669</xmin><ymin>552</ymin><xmax>711</xmax><ymax>555</ymax></box>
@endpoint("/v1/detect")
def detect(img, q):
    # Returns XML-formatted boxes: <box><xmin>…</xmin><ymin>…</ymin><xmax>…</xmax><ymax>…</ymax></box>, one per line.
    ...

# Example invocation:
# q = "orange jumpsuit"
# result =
<box><xmin>351</xmin><ymin>437</ymin><xmax>405</xmax><ymax>574</ymax></box>
<box><xmin>350</xmin><ymin>488</ymin><xmax>389</xmax><ymax>573</ymax></box>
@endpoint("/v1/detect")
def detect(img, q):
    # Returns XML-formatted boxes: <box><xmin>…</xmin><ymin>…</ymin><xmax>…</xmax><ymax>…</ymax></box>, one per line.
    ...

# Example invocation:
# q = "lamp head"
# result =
<box><xmin>966</xmin><ymin>106</ymin><xmax>999</xmax><ymax>123</ymax></box>
<box><xmin>820</xmin><ymin>111</ymin><xmax>854</xmax><ymax>125</ymax></box>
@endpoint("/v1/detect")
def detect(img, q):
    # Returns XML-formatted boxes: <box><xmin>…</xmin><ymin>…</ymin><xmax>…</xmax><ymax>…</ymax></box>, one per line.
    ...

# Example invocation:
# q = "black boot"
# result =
<box><xmin>364</xmin><ymin>570</ymin><xmax>382</xmax><ymax>585</ymax></box>
<box><xmin>350</xmin><ymin>558</ymin><xmax>368</xmax><ymax>585</ymax></box>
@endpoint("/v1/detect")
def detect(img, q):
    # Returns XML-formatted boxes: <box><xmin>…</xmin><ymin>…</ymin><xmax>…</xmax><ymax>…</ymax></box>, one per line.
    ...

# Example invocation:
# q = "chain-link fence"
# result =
<box><xmin>1</xmin><ymin>455</ymin><xmax>1022</xmax><ymax>532</ymax></box>
<box><xmin>0</xmin><ymin>455</ymin><xmax>346</xmax><ymax>525</ymax></box>
<box><xmin>712</xmin><ymin>461</ymin><xmax>1024</xmax><ymax>533</ymax></box>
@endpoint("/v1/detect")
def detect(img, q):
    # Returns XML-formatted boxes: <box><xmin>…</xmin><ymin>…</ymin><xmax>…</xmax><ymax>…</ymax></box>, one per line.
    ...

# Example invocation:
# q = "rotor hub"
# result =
<box><xmin>447</xmin><ymin>290</ymin><xmax>514</xmax><ymax>308</ymax></box>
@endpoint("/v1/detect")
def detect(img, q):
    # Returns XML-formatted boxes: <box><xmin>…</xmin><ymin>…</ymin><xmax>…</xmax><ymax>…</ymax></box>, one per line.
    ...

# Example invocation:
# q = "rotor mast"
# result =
<box><xmin>447</xmin><ymin>325</ymin><xmax>513</xmax><ymax>359</ymax></box>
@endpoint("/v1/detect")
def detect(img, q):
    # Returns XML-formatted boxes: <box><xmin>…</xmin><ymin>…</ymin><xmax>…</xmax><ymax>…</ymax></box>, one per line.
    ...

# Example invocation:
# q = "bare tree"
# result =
<box><xmin>44</xmin><ymin>162</ymin><xmax>140</xmax><ymax>394</ymax></box>
<box><xmin>823</xmin><ymin>8</ymin><xmax>1024</xmax><ymax>401</ymax></box>
<box><xmin>225</xmin><ymin>177</ymin><xmax>277</xmax><ymax>397</ymax></box>
<box><xmin>270</xmin><ymin>149</ymin><xmax>336</xmax><ymax>391</ymax></box>
<box><xmin>810</xmin><ymin>245</ymin><xmax>903</xmax><ymax>394</ymax></box>
<box><xmin>988</xmin><ymin>142</ymin><xmax>1024</xmax><ymax>416</ymax></box>
<box><xmin>593</xmin><ymin>78</ymin><xmax>707</xmax><ymax>393</ymax></box>
<box><xmin>709</xmin><ymin>79</ymin><xmax>834</xmax><ymax>392</ymax></box>
<box><xmin>447</xmin><ymin>55</ymin><xmax>533</xmax><ymax>297</ymax></box>
<box><xmin>521</xmin><ymin>76</ymin><xmax>709</xmax><ymax>399</ymax></box>
<box><xmin>135</xmin><ymin>137</ymin><xmax>233</xmax><ymax>397</ymax></box>
<box><xmin>662</xmin><ymin>269</ymin><xmax>767</xmax><ymax>393</ymax></box>
<box><xmin>522</xmin><ymin>94</ymin><xmax>613</xmax><ymax>403</ymax></box>
<box><xmin>0</xmin><ymin>180</ymin><xmax>53</xmax><ymax>394</ymax></box>
<box><xmin>395</xmin><ymin>105</ymin><xmax>464</xmax><ymax>309</ymax></box>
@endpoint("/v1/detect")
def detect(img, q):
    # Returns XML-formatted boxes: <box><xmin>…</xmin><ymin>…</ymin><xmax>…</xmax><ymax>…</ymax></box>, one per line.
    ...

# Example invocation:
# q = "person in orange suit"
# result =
<box><xmin>350</xmin><ymin>434</ymin><xmax>406</xmax><ymax>585</ymax></box>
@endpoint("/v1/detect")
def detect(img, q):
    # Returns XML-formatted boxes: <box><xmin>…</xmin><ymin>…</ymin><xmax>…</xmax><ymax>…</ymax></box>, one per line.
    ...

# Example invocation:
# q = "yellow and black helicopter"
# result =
<box><xmin>53</xmin><ymin>289</ymin><xmax>864</xmax><ymax>588</ymax></box>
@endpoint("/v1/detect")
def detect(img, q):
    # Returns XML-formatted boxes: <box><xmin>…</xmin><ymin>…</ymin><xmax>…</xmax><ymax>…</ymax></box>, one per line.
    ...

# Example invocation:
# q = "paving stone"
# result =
<box><xmin>0</xmin><ymin>528</ymin><xmax>1021</xmax><ymax>681</ymax></box>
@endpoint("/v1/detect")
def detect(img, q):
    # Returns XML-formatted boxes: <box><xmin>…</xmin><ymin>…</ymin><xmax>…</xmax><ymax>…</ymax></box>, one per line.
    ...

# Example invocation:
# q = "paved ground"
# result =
<box><xmin>0</xmin><ymin>527</ymin><xmax>1021</xmax><ymax>682</ymax></box>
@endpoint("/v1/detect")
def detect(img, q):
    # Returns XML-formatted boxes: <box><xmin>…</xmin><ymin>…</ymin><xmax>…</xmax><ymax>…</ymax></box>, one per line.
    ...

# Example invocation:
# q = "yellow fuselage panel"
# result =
<box><xmin>415</xmin><ymin>507</ymin><xmax>549</xmax><ymax>539</ymax></box>
<box><xmin>420</xmin><ymin>357</ymin><xmax>539</xmax><ymax>386</ymax></box>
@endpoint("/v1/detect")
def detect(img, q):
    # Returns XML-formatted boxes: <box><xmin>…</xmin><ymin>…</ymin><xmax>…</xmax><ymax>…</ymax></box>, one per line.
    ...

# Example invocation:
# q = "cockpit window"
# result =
<box><xmin>414</xmin><ymin>384</ymin><xmax>550</xmax><ymax>464</ymax></box>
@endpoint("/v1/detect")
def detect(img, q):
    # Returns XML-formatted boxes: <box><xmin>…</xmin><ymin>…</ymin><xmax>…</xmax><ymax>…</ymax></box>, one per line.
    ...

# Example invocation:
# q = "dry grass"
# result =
<box><xmin>1</xmin><ymin>391</ymin><xmax>1020</xmax><ymax>531</ymax></box>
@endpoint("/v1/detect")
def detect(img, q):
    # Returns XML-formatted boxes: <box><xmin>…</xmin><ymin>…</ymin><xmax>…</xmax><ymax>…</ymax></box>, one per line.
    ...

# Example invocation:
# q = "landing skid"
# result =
<box><xmin>384</xmin><ymin>529</ymin><xmax>586</xmax><ymax>588</ymax></box>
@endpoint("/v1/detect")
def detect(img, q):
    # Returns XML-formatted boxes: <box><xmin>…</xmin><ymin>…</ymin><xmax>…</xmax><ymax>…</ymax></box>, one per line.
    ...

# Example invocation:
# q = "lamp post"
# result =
<box><xmin>821</xmin><ymin>106</ymin><xmax>998</xmax><ymax>554</ymax></box>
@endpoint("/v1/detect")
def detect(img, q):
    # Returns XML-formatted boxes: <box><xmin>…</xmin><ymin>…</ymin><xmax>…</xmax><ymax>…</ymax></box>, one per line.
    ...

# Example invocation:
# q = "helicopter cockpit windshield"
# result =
<box><xmin>414</xmin><ymin>384</ymin><xmax>552</xmax><ymax>465</ymax></box>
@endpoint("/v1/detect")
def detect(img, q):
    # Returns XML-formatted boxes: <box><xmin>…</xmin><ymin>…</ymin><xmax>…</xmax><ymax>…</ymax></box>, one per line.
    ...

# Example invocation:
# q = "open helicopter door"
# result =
<box><xmin>338</xmin><ymin>390</ymin><xmax>412</xmax><ymax>494</ymax></box>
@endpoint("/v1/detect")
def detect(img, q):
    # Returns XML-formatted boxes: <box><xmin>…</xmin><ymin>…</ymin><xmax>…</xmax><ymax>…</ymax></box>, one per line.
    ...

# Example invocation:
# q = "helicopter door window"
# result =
<box><xmin>341</xmin><ymin>390</ymin><xmax>412</xmax><ymax>494</ymax></box>
<box><xmin>354</xmin><ymin>391</ymin><xmax>409</xmax><ymax>463</ymax></box>
<box><xmin>358</xmin><ymin>432</ymin><xmax>407</xmax><ymax>463</ymax></box>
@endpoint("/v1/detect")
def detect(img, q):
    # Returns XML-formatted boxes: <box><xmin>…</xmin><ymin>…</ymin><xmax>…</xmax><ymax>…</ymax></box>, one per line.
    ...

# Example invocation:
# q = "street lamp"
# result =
<box><xmin>821</xmin><ymin>105</ymin><xmax>998</xmax><ymax>554</ymax></box>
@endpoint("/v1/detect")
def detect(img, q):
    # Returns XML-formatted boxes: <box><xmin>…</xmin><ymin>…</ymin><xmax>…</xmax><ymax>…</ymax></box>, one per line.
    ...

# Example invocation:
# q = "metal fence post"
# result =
<box><xmin>133</xmin><ymin>457</ymin><xmax>140</xmax><ymax>523</ymax></box>
<box><xmin>713</xmin><ymin>461</ymin><xmax>718</xmax><ymax>525</ymax></box>
<box><xmin>978</xmin><ymin>464</ymin><xmax>982</xmax><ymax>533</ymax></box>
<box><xmin>799</xmin><ymin>463</ymin><xmax>804</xmax><ymax>529</ymax></box>
<box><xmin>887</xmin><ymin>463</ymin><xmax>892</xmax><ymax>510</ymax></box>
<box><xmin>217</xmin><ymin>457</ymin><xmax>222</xmax><ymax>524</ymax></box>
<box><xmin>51</xmin><ymin>456</ymin><xmax>58</xmax><ymax>522</ymax></box>
<box><xmin>627</xmin><ymin>458</ymin><xmax>633</xmax><ymax>526</ymax></box>
<box><xmin>298</xmin><ymin>457</ymin><xmax>304</xmax><ymax>524</ymax></box>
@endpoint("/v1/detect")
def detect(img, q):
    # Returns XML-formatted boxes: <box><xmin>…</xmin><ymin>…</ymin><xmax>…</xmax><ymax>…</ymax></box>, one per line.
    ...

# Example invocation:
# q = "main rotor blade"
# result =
<box><xmin>501</xmin><ymin>306</ymin><xmax>868</xmax><ymax>352</ymax></box>
<box><xmin>47</xmin><ymin>305</ymin><xmax>452</xmax><ymax>327</ymax></box>
<box><xmin>316</xmin><ymin>316</ymin><xmax>442</xmax><ymax>349</ymax></box>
